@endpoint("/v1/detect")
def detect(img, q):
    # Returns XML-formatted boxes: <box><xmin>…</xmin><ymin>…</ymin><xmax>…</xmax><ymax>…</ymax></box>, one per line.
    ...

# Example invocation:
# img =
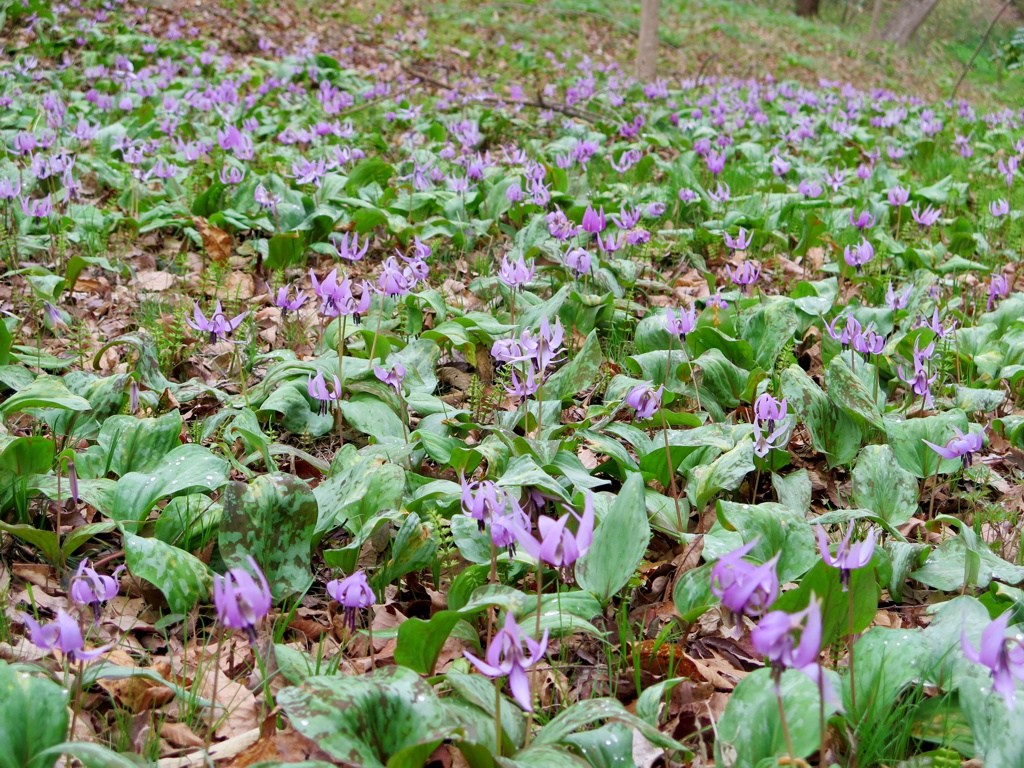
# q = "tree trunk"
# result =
<box><xmin>868</xmin><ymin>0</ymin><xmax>885</xmax><ymax>37</ymax></box>
<box><xmin>795</xmin><ymin>0</ymin><xmax>820</xmax><ymax>16</ymax></box>
<box><xmin>880</xmin><ymin>0</ymin><xmax>940</xmax><ymax>45</ymax></box>
<box><xmin>635</xmin><ymin>0</ymin><xmax>660</xmax><ymax>82</ymax></box>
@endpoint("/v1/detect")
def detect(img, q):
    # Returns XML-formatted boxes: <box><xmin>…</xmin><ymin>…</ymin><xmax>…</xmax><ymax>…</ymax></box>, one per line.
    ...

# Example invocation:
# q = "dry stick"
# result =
<box><xmin>952</xmin><ymin>0</ymin><xmax>1016</xmax><ymax>98</ymax></box>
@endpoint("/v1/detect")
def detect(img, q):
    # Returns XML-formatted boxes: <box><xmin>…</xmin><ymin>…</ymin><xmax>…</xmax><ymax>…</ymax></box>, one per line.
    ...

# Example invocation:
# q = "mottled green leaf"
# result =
<box><xmin>109</xmin><ymin>444</ymin><xmax>229</xmax><ymax>524</ymax></box>
<box><xmin>825</xmin><ymin>354</ymin><xmax>882</xmax><ymax>428</ymax></box>
<box><xmin>687</xmin><ymin>438</ymin><xmax>755</xmax><ymax>510</ymax></box>
<box><xmin>534</xmin><ymin>697</ymin><xmax>686</xmax><ymax>754</ymax></box>
<box><xmin>851</xmin><ymin>444</ymin><xmax>919</xmax><ymax>526</ymax></box>
<box><xmin>0</xmin><ymin>661</ymin><xmax>69</xmax><ymax>768</ymax></box>
<box><xmin>219</xmin><ymin>473</ymin><xmax>317</xmax><ymax>601</ymax></box>
<box><xmin>279</xmin><ymin>667</ymin><xmax>455</xmax><ymax>768</ymax></box>
<box><xmin>781</xmin><ymin>364</ymin><xmax>863</xmax><ymax>467</ymax></box>
<box><xmin>576</xmin><ymin>474</ymin><xmax>649</xmax><ymax>603</ymax></box>
<box><xmin>884</xmin><ymin>410</ymin><xmax>971</xmax><ymax>478</ymax></box>
<box><xmin>0</xmin><ymin>375</ymin><xmax>91</xmax><ymax>417</ymax></box>
<box><xmin>123</xmin><ymin>532</ymin><xmax>213</xmax><ymax>613</ymax></box>
<box><xmin>717</xmin><ymin>500</ymin><xmax>817</xmax><ymax>581</ymax></box>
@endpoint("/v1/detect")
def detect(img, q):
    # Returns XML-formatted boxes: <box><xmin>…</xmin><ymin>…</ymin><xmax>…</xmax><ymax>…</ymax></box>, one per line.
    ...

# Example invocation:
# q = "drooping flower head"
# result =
<box><xmin>307</xmin><ymin>371</ymin><xmax>343</xmax><ymax>415</ymax></box>
<box><xmin>923</xmin><ymin>427</ymin><xmax>984</xmax><ymax>468</ymax></box>
<box><xmin>885</xmin><ymin>282</ymin><xmax>912</xmax><ymax>312</ymax></box>
<box><xmin>843</xmin><ymin>238</ymin><xmax>875</xmax><ymax>273</ymax></box>
<box><xmin>581</xmin><ymin>205</ymin><xmax>606</xmax><ymax>235</ymax></box>
<box><xmin>186</xmin><ymin>301</ymin><xmax>247</xmax><ymax>344</ymax></box>
<box><xmin>274</xmin><ymin>285</ymin><xmax>307</xmax><ymax>313</ymax></box>
<box><xmin>962</xmin><ymin>611</ymin><xmax>1024</xmax><ymax>708</ymax></box>
<box><xmin>988</xmin><ymin>274</ymin><xmax>1010</xmax><ymax>311</ymax></box>
<box><xmin>498</xmin><ymin>253</ymin><xmax>535</xmax><ymax>289</ymax></box>
<box><xmin>70</xmin><ymin>559</ymin><xmax>125</xmax><ymax>624</ymax></box>
<box><xmin>373</xmin><ymin>362</ymin><xmax>406</xmax><ymax>393</ymax></box>
<box><xmin>815</xmin><ymin>524</ymin><xmax>877</xmax><ymax>589</ymax></box>
<box><xmin>213</xmin><ymin>556</ymin><xmax>273</xmax><ymax>643</ymax></box>
<box><xmin>625</xmin><ymin>383</ymin><xmax>663</xmax><ymax>420</ymax></box>
<box><xmin>751</xmin><ymin>599</ymin><xmax>826</xmax><ymax>694</ymax></box>
<box><xmin>21</xmin><ymin>609</ymin><xmax>110</xmax><ymax>661</ymax></box>
<box><xmin>326</xmin><ymin>570</ymin><xmax>375</xmax><ymax>631</ymax></box>
<box><xmin>512</xmin><ymin>493</ymin><xmax>595</xmax><ymax>573</ymax></box>
<box><xmin>710</xmin><ymin>538</ymin><xmax>780</xmax><ymax>618</ymax></box>
<box><xmin>727</xmin><ymin>261</ymin><xmax>761</xmax><ymax>292</ymax></box>
<box><xmin>463</xmin><ymin>611</ymin><xmax>548</xmax><ymax>712</ymax></box>
<box><xmin>564</xmin><ymin>247</ymin><xmax>592</xmax><ymax>278</ymax></box>
<box><xmin>723</xmin><ymin>227</ymin><xmax>752</xmax><ymax>252</ymax></box>
<box><xmin>664</xmin><ymin>305</ymin><xmax>697</xmax><ymax>340</ymax></box>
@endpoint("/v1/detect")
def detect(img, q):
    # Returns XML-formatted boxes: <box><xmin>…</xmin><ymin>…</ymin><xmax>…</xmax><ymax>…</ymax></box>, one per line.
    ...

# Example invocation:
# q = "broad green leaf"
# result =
<box><xmin>576</xmin><ymin>474</ymin><xmax>650</xmax><ymax>603</ymax></box>
<box><xmin>109</xmin><ymin>444</ymin><xmax>229</xmax><ymax>524</ymax></box>
<box><xmin>339</xmin><ymin>394</ymin><xmax>405</xmax><ymax>440</ymax></box>
<box><xmin>123</xmin><ymin>532</ymin><xmax>213</xmax><ymax>614</ymax></box>
<box><xmin>534</xmin><ymin>697</ymin><xmax>686</xmax><ymax>754</ymax></box>
<box><xmin>781</xmin><ymin>364</ymin><xmax>863</xmax><ymax>467</ymax></box>
<box><xmin>687</xmin><ymin>439</ymin><xmax>755</xmax><ymax>511</ymax></box>
<box><xmin>0</xmin><ymin>436</ymin><xmax>54</xmax><ymax>475</ymax></box>
<box><xmin>1</xmin><ymin>375</ymin><xmax>91</xmax><ymax>417</ymax></box>
<box><xmin>716</xmin><ymin>668</ymin><xmax>835</xmax><ymax>767</ymax></box>
<box><xmin>825</xmin><ymin>354</ymin><xmax>882</xmax><ymax>428</ymax></box>
<box><xmin>739</xmin><ymin>299</ymin><xmax>800</xmax><ymax>370</ymax></box>
<box><xmin>447</xmin><ymin>670</ymin><xmax>527</xmax><ymax>752</ymax></box>
<box><xmin>33</xmin><ymin>742</ymin><xmax>140</xmax><ymax>768</ymax></box>
<box><xmin>279</xmin><ymin>667</ymin><xmax>455</xmax><ymax>768</ymax></box>
<box><xmin>717</xmin><ymin>500</ymin><xmax>817</xmax><ymax>581</ymax></box>
<box><xmin>219</xmin><ymin>473</ymin><xmax>318</xmax><ymax>601</ymax></box>
<box><xmin>851</xmin><ymin>444</ymin><xmax>919</xmax><ymax>526</ymax></box>
<box><xmin>884</xmin><ymin>410</ymin><xmax>971</xmax><ymax>478</ymax></box>
<box><xmin>0</xmin><ymin>661</ymin><xmax>69</xmax><ymax>768</ymax></box>
<box><xmin>372</xmin><ymin>512</ymin><xmax>438</xmax><ymax>591</ymax></box>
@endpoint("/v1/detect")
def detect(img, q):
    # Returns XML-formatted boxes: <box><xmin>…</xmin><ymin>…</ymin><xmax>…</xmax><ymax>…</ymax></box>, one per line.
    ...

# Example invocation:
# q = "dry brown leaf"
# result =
<box><xmin>160</xmin><ymin>722</ymin><xmax>206</xmax><ymax>749</ymax></box>
<box><xmin>192</xmin><ymin>216</ymin><xmax>232</xmax><ymax>263</ymax></box>
<box><xmin>222</xmin><ymin>730</ymin><xmax>333</xmax><ymax>768</ymax></box>
<box><xmin>135</xmin><ymin>270</ymin><xmax>177</xmax><ymax>292</ymax></box>
<box><xmin>195</xmin><ymin>664</ymin><xmax>259</xmax><ymax>740</ymax></box>
<box><xmin>215</xmin><ymin>272</ymin><xmax>255</xmax><ymax>301</ymax></box>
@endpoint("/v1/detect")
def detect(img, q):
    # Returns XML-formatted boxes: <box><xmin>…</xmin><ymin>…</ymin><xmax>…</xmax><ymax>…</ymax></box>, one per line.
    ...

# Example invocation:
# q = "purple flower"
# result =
<box><xmin>709</xmin><ymin>182</ymin><xmax>731</xmax><ymax>203</ymax></box>
<box><xmin>843</xmin><ymin>239</ymin><xmax>874</xmax><ymax>272</ymax></box>
<box><xmin>852</xmin><ymin>324</ymin><xmax>886</xmax><ymax>356</ymax></box>
<box><xmin>213</xmin><ymin>556</ymin><xmax>272</xmax><ymax>643</ymax></box>
<box><xmin>461</xmin><ymin>477</ymin><xmax>516</xmax><ymax>529</ymax></box>
<box><xmin>911</xmin><ymin>204</ymin><xmax>941</xmax><ymax>229</ymax></box>
<box><xmin>507</xmin><ymin>364</ymin><xmax>539</xmax><ymax>399</ymax></box>
<box><xmin>645</xmin><ymin>202</ymin><xmax>667</xmax><ymax>218</ymax></box>
<box><xmin>68</xmin><ymin>458</ymin><xmax>79</xmax><ymax>502</ymax></box>
<box><xmin>526</xmin><ymin>317</ymin><xmax>564</xmax><ymax>372</ymax></box>
<box><xmin>887</xmin><ymin>186</ymin><xmax>910</xmax><ymax>207</ymax></box>
<box><xmin>20</xmin><ymin>609</ymin><xmax>110</xmax><ymax>661</ymax></box>
<box><xmin>727</xmin><ymin>261</ymin><xmax>761</xmax><ymax>291</ymax></box>
<box><xmin>463</xmin><ymin>611</ymin><xmax>548</xmax><ymax>712</ymax></box>
<box><xmin>70</xmin><ymin>559</ymin><xmax>124</xmax><ymax>623</ymax></box>
<box><xmin>962</xmin><ymin>612</ymin><xmax>1024</xmax><ymax>708</ymax></box>
<box><xmin>753</xmin><ymin>416</ymin><xmax>793</xmax><ymax>457</ymax></box>
<box><xmin>751</xmin><ymin>599</ymin><xmax>824</xmax><ymax>684</ymax></box>
<box><xmin>885</xmin><ymin>282</ymin><xmax>912</xmax><ymax>311</ymax></box>
<box><xmin>709</xmin><ymin>538</ymin><xmax>780</xmax><ymax>617</ymax></box>
<box><xmin>825</xmin><ymin>315</ymin><xmax>862</xmax><ymax>348</ymax></box>
<box><xmin>326</xmin><ymin>570</ymin><xmax>375</xmax><ymax>631</ymax></box>
<box><xmin>612</xmin><ymin>206</ymin><xmax>642</xmax><ymax>230</ymax></box>
<box><xmin>815</xmin><ymin>524</ymin><xmax>877</xmax><ymax>589</ymax></box>
<box><xmin>897</xmin><ymin>364</ymin><xmax>937</xmax><ymax>410</ymax></box>
<box><xmin>754</xmin><ymin>392</ymin><xmax>787</xmax><ymax>432</ymax></box>
<box><xmin>919</xmin><ymin>308</ymin><xmax>957</xmax><ymax>338</ymax></box>
<box><xmin>254</xmin><ymin>183</ymin><xmax>280</xmax><ymax>210</ymax></box>
<box><xmin>308</xmin><ymin>371</ymin><xmax>343</xmax><ymax>415</ymax></box>
<box><xmin>596</xmin><ymin>232</ymin><xmax>624</xmax><ymax>253</ymax></box>
<box><xmin>705</xmin><ymin>150</ymin><xmax>725</xmax><ymax>176</ymax></box>
<box><xmin>0</xmin><ymin>176</ymin><xmax>21</xmax><ymax>200</ymax></box>
<box><xmin>771</xmin><ymin>155</ymin><xmax>791</xmax><ymax>176</ymax></box>
<box><xmin>798</xmin><ymin>178</ymin><xmax>823</xmax><ymax>198</ymax></box>
<box><xmin>330</xmin><ymin>232</ymin><xmax>369</xmax><ymax>262</ymax></box>
<box><xmin>922</xmin><ymin>427</ymin><xmax>983</xmax><ymax>468</ymax></box>
<box><xmin>512</xmin><ymin>493</ymin><xmax>595</xmax><ymax>571</ymax></box>
<box><xmin>374</xmin><ymin>362</ymin><xmax>406</xmax><ymax>392</ymax></box>
<box><xmin>378</xmin><ymin>256</ymin><xmax>414</xmax><ymax>296</ymax></box>
<box><xmin>581</xmin><ymin>205</ymin><xmax>606</xmax><ymax>234</ymax></box>
<box><xmin>664</xmin><ymin>306</ymin><xmax>697</xmax><ymax>340</ymax></box>
<box><xmin>547</xmin><ymin>209</ymin><xmax>580</xmax><ymax>240</ymax></box>
<box><xmin>989</xmin><ymin>274</ymin><xmax>1010</xmax><ymax>311</ymax></box>
<box><xmin>499</xmin><ymin>254</ymin><xmax>535</xmax><ymax>289</ymax></box>
<box><xmin>678</xmin><ymin>188</ymin><xmax>698</xmax><ymax>203</ymax></box>
<box><xmin>186</xmin><ymin>301</ymin><xmax>247</xmax><ymax>343</ymax></box>
<box><xmin>990</xmin><ymin>199</ymin><xmax>1010</xmax><ymax>218</ymax></box>
<box><xmin>274</xmin><ymin>285</ymin><xmax>307</xmax><ymax>313</ymax></box>
<box><xmin>625</xmin><ymin>383</ymin><xmax>663</xmax><ymax>420</ymax></box>
<box><xmin>723</xmin><ymin>227</ymin><xmax>752</xmax><ymax>251</ymax></box>
<box><xmin>824</xmin><ymin>166</ymin><xmax>847</xmax><ymax>192</ymax></box>
<box><xmin>849</xmin><ymin>209</ymin><xmax>876</xmax><ymax>231</ymax></box>
<box><xmin>218</xmin><ymin>165</ymin><xmax>245</xmax><ymax>185</ymax></box>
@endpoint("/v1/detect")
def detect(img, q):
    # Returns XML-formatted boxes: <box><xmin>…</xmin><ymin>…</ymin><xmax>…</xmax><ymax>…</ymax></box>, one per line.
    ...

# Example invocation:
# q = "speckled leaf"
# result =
<box><xmin>314</xmin><ymin>457</ymin><xmax>406</xmax><ymax>536</ymax></box>
<box><xmin>0</xmin><ymin>375</ymin><xmax>91</xmax><ymax>417</ymax></box>
<box><xmin>781</xmin><ymin>364</ymin><xmax>863</xmax><ymax>467</ymax></box>
<box><xmin>109</xmin><ymin>444</ymin><xmax>229</xmax><ymax>524</ymax></box>
<box><xmin>93</xmin><ymin>410</ymin><xmax>182</xmax><ymax>476</ymax></box>
<box><xmin>687</xmin><ymin>438</ymin><xmax>755</xmax><ymax>511</ymax></box>
<box><xmin>739</xmin><ymin>299</ymin><xmax>800</xmax><ymax>370</ymax></box>
<box><xmin>825</xmin><ymin>354</ymin><xmax>883</xmax><ymax>428</ymax></box>
<box><xmin>542</xmin><ymin>329</ymin><xmax>603</xmax><ymax>400</ymax></box>
<box><xmin>851</xmin><ymin>444</ymin><xmax>919</xmax><ymax>526</ymax></box>
<box><xmin>123</xmin><ymin>532</ymin><xmax>213</xmax><ymax>613</ymax></box>
<box><xmin>278</xmin><ymin>666</ymin><xmax>456</xmax><ymax>768</ymax></box>
<box><xmin>219</xmin><ymin>473</ymin><xmax>317</xmax><ymax>601</ymax></box>
<box><xmin>534</xmin><ymin>697</ymin><xmax>686</xmax><ymax>754</ymax></box>
<box><xmin>0</xmin><ymin>660</ymin><xmax>69</xmax><ymax>768</ymax></box>
<box><xmin>717</xmin><ymin>500</ymin><xmax>817</xmax><ymax>582</ymax></box>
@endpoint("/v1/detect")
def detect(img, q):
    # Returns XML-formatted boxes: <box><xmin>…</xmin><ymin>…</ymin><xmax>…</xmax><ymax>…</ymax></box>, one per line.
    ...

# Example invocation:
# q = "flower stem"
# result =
<box><xmin>337</xmin><ymin>315</ymin><xmax>347</xmax><ymax>446</ymax></box>
<box><xmin>367</xmin><ymin>302</ymin><xmax>385</xmax><ymax>371</ymax></box>
<box><xmin>776</xmin><ymin>676</ymin><xmax>796</xmax><ymax>766</ymax></box>
<box><xmin>494</xmin><ymin>676</ymin><xmax>504</xmax><ymax>756</ymax></box>
<box><xmin>818</xmin><ymin>668</ymin><xmax>826</xmax><ymax>768</ymax></box>
<box><xmin>660</xmin><ymin>410</ymin><xmax>683</xmax><ymax>533</ymax></box>
<box><xmin>848</xmin><ymin>587</ymin><xmax>857</xmax><ymax>713</ymax></box>
<box><xmin>207</xmin><ymin>627</ymin><xmax>225</xmax><ymax>740</ymax></box>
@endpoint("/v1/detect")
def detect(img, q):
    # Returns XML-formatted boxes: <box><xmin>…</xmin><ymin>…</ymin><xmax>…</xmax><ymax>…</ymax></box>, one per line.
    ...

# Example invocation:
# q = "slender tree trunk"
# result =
<box><xmin>795</xmin><ymin>0</ymin><xmax>820</xmax><ymax>17</ymax></box>
<box><xmin>868</xmin><ymin>0</ymin><xmax>885</xmax><ymax>37</ymax></box>
<box><xmin>636</xmin><ymin>0</ymin><xmax>660</xmax><ymax>82</ymax></box>
<box><xmin>880</xmin><ymin>0</ymin><xmax>941</xmax><ymax>45</ymax></box>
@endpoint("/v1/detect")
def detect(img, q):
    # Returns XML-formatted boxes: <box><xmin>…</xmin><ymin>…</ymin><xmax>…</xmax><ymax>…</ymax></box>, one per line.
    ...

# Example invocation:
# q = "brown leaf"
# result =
<box><xmin>135</xmin><ymin>270</ymin><xmax>177</xmax><ymax>292</ymax></box>
<box><xmin>192</xmin><ymin>216</ymin><xmax>232</xmax><ymax>263</ymax></box>
<box><xmin>160</xmin><ymin>722</ymin><xmax>206</xmax><ymax>749</ymax></box>
<box><xmin>222</xmin><ymin>731</ymin><xmax>334</xmax><ymax>768</ymax></box>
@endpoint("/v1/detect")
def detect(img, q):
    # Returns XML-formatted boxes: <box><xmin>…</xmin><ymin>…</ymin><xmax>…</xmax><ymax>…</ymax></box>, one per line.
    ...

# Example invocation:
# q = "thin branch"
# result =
<box><xmin>952</xmin><ymin>0</ymin><xmax>1015</xmax><ymax>97</ymax></box>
